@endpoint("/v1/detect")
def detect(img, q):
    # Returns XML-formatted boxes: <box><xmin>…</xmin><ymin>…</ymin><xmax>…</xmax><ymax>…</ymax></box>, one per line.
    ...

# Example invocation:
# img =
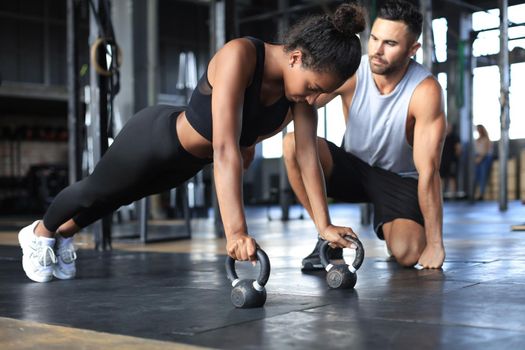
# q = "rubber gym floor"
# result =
<box><xmin>1</xmin><ymin>201</ymin><xmax>524</xmax><ymax>350</ymax></box>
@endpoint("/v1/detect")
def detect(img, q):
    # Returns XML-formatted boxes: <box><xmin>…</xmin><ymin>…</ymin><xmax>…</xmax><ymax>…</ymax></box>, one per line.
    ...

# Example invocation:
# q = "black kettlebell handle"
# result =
<box><xmin>319</xmin><ymin>236</ymin><xmax>364</xmax><ymax>272</ymax></box>
<box><xmin>225</xmin><ymin>248</ymin><xmax>271</xmax><ymax>287</ymax></box>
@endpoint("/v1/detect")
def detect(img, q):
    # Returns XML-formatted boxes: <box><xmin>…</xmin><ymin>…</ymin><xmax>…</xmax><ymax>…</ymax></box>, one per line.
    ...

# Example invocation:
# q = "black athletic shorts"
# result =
<box><xmin>325</xmin><ymin>140</ymin><xmax>424</xmax><ymax>239</ymax></box>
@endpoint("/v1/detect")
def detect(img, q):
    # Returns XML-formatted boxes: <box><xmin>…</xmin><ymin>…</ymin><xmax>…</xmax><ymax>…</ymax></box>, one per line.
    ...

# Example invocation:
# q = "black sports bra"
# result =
<box><xmin>185</xmin><ymin>37</ymin><xmax>291</xmax><ymax>147</ymax></box>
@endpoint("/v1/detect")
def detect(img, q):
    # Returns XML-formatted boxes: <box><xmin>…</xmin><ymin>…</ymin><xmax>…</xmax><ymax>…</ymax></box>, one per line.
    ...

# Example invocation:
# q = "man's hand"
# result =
<box><xmin>417</xmin><ymin>242</ymin><xmax>445</xmax><ymax>269</ymax></box>
<box><xmin>226</xmin><ymin>233</ymin><xmax>257</xmax><ymax>263</ymax></box>
<box><xmin>320</xmin><ymin>225</ymin><xmax>358</xmax><ymax>249</ymax></box>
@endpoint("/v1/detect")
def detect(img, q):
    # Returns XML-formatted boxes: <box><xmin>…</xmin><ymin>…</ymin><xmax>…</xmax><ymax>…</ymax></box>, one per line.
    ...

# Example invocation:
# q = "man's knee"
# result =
<box><xmin>392</xmin><ymin>244</ymin><xmax>422</xmax><ymax>267</ymax></box>
<box><xmin>384</xmin><ymin>221</ymin><xmax>425</xmax><ymax>267</ymax></box>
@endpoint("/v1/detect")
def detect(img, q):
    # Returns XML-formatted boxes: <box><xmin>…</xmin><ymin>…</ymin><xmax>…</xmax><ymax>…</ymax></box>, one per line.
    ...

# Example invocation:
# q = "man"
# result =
<box><xmin>283</xmin><ymin>0</ymin><xmax>446</xmax><ymax>269</ymax></box>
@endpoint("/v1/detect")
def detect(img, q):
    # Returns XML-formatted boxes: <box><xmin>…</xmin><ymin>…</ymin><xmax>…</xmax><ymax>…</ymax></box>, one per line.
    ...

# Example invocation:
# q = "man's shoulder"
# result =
<box><xmin>410</xmin><ymin>76</ymin><xmax>445</xmax><ymax>120</ymax></box>
<box><xmin>409</xmin><ymin>59</ymin><xmax>433</xmax><ymax>76</ymax></box>
<box><xmin>413</xmin><ymin>76</ymin><xmax>442</xmax><ymax>98</ymax></box>
<box><xmin>406</xmin><ymin>60</ymin><xmax>435</xmax><ymax>90</ymax></box>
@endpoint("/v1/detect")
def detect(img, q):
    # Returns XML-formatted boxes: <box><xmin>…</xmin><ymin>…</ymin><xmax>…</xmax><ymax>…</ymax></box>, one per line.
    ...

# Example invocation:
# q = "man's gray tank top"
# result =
<box><xmin>344</xmin><ymin>55</ymin><xmax>432</xmax><ymax>178</ymax></box>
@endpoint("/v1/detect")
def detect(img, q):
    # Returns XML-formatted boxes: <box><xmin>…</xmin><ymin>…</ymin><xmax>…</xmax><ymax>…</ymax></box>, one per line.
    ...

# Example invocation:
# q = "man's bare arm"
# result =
<box><xmin>411</xmin><ymin>77</ymin><xmax>447</xmax><ymax>268</ymax></box>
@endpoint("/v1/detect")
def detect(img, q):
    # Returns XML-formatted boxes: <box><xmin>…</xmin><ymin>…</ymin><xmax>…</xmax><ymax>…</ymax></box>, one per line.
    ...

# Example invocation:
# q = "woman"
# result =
<box><xmin>19</xmin><ymin>3</ymin><xmax>365</xmax><ymax>282</ymax></box>
<box><xmin>474</xmin><ymin>124</ymin><xmax>493</xmax><ymax>200</ymax></box>
<box><xmin>440</xmin><ymin>123</ymin><xmax>461</xmax><ymax>198</ymax></box>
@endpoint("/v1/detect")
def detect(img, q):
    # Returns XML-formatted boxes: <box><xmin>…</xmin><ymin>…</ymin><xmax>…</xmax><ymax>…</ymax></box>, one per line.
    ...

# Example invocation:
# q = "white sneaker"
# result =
<box><xmin>18</xmin><ymin>221</ymin><xmax>57</xmax><ymax>283</ymax></box>
<box><xmin>53</xmin><ymin>234</ymin><xmax>77</xmax><ymax>280</ymax></box>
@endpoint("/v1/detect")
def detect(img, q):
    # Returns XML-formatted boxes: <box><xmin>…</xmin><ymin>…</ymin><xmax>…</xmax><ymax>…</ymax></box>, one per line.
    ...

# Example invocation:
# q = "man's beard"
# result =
<box><xmin>369</xmin><ymin>55</ymin><xmax>408</xmax><ymax>76</ymax></box>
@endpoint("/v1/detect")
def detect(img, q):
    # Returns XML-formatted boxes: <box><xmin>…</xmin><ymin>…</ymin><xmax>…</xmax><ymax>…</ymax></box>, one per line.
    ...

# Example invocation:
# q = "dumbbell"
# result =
<box><xmin>319</xmin><ymin>236</ymin><xmax>364</xmax><ymax>289</ymax></box>
<box><xmin>225</xmin><ymin>248</ymin><xmax>271</xmax><ymax>308</ymax></box>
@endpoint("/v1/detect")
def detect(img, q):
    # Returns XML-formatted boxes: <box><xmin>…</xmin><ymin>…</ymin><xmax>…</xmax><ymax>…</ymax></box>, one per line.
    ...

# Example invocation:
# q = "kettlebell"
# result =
<box><xmin>225</xmin><ymin>248</ymin><xmax>271</xmax><ymax>308</ymax></box>
<box><xmin>319</xmin><ymin>236</ymin><xmax>364</xmax><ymax>289</ymax></box>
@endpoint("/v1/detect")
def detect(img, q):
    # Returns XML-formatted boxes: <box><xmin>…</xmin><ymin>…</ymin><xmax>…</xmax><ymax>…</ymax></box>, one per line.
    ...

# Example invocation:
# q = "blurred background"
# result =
<box><xmin>0</xmin><ymin>0</ymin><xmax>524</xmax><ymax>244</ymax></box>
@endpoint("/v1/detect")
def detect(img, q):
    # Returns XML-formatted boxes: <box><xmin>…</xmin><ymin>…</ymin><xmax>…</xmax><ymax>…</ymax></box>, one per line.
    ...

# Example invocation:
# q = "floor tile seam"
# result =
<box><xmin>187</xmin><ymin>305</ymin><xmax>333</xmax><ymax>337</ymax></box>
<box><xmin>496</xmin><ymin>258</ymin><xmax>525</xmax><ymax>261</ymax></box>
<box><xmin>183</xmin><ymin>316</ymin><xmax>279</xmax><ymax>337</ymax></box>
<box><xmin>353</xmin><ymin>315</ymin><xmax>525</xmax><ymax>333</ymax></box>
<box><xmin>448</xmin><ymin>280</ymin><xmax>525</xmax><ymax>291</ymax></box>
<box><xmin>460</xmin><ymin>280</ymin><xmax>525</xmax><ymax>286</ymax></box>
<box><xmin>266</xmin><ymin>291</ymin><xmax>411</xmax><ymax>302</ymax></box>
<box><xmin>296</xmin><ymin>295</ymin><xmax>444</xmax><ymax>306</ymax></box>
<box><xmin>424</xmin><ymin>278</ymin><xmax>525</xmax><ymax>294</ymax></box>
<box><xmin>440</xmin><ymin>282</ymin><xmax>481</xmax><ymax>294</ymax></box>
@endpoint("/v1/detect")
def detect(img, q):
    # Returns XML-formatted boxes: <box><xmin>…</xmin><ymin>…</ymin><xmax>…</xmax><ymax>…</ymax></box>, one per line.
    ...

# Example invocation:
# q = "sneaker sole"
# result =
<box><xmin>301</xmin><ymin>258</ymin><xmax>346</xmax><ymax>271</ymax></box>
<box><xmin>301</xmin><ymin>262</ymin><xmax>324</xmax><ymax>271</ymax></box>
<box><xmin>21</xmin><ymin>255</ymin><xmax>54</xmax><ymax>283</ymax></box>
<box><xmin>53</xmin><ymin>269</ymin><xmax>76</xmax><ymax>280</ymax></box>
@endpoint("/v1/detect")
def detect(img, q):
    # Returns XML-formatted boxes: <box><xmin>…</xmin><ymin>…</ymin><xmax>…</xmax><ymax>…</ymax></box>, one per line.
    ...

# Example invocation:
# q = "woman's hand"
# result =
<box><xmin>320</xmin><ymin>225</ymin><xmax>358</xmax><ymax>249</ymax></box>
<box><xmin>226</xmin><ymin>233</ymin><xmax>258</xmax><ymax>263</ymax></box>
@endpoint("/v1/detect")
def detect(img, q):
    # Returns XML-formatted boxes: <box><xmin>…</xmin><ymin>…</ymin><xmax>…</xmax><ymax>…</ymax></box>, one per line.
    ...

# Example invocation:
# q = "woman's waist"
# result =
<box><xmin>176</xmin><ymin>110</ymin><xmax>214</xmax><ymax>161</ymax></box>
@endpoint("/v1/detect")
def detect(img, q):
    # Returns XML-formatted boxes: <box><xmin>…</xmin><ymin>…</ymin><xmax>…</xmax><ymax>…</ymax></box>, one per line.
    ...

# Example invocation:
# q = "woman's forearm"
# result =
<box><xmin>213</xmin><ymin>147</ymin><xmax>247</xmax><ymax>239</ymax></box>
<box><xmin>296</xmin><ymin>151</ymin><xmax>331</xmax><ymax>233</ymax></box>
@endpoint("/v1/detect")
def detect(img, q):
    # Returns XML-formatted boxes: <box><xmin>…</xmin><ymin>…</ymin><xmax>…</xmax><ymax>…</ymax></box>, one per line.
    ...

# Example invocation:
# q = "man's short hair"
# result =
<box><xmin>377</xmin><ymin>0</ymin><xmax>423</xmax><ymax>39</ymax></box>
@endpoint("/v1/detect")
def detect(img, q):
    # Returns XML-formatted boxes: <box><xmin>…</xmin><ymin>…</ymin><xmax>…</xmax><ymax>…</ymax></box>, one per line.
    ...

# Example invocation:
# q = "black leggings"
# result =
<box><xmin>43</xmin><ymin>105</ymin><xmax>212</xmax><ymax>232</ymax></box>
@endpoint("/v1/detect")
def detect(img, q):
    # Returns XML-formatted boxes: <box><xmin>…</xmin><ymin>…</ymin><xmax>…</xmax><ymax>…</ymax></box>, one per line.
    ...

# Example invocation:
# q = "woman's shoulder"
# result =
<box><xmin>208</xmin><ymin>38</ymin><xmax>259</xmax><ymax>88</ymax></box>
<box><xmin>219</xmin><ymin>37</ymin><xmax>258</xmax><ymax>59</ymax></box>
<box><xmin>213</xmin><ymin>38</ymin><xmax>258</xmax><ymax>71</ymax></box>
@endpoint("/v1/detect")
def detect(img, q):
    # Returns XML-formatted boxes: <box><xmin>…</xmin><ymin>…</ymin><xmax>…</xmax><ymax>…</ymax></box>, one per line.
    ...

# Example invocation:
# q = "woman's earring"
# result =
<box><xmin>289</xmin><ymin>63</ymin><xmax>293</xmax><ymax>68</ymax></box>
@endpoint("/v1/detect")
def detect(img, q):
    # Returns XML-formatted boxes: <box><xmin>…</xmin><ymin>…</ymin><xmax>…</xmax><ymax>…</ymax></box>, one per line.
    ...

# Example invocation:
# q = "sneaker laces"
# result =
<box><xmin>57</xmin><ymin>242</ymin><xmax>77</xmax><ymax>264</ymax></box>
<box><xmin>34</xmin><ymin>244</ymin><xmax>57</xmax><ymax>267</ymax></box>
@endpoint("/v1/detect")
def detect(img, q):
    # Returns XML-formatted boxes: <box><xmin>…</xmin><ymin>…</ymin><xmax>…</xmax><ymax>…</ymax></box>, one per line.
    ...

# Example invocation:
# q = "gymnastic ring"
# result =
<box><xmin>90</xmin><ymin>37</ymin><xmax>123</xmax><ymax>77</ymax></box>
